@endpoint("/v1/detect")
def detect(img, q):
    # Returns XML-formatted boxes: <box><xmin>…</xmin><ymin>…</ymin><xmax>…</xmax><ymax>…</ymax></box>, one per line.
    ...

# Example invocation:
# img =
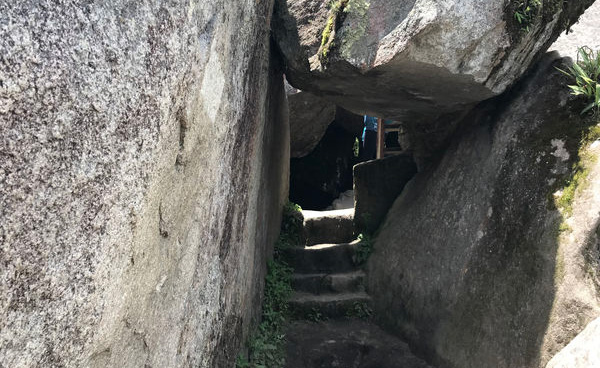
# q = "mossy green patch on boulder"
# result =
<box><xmin>338</xmin><ymin>0</ymin><xmax>370</xmax><ymax>62</ymax></box>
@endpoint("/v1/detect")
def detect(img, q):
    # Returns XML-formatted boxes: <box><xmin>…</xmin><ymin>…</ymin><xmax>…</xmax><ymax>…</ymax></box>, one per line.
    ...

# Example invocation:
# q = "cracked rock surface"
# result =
<box><xmin>272</xmin><ymin>0</ymin><xmax>594</xmax><ymax>122</ymax></box>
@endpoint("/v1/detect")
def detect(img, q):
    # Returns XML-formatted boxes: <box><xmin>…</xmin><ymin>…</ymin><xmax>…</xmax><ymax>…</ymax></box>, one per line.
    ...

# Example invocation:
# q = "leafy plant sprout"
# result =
<box><xmin>557</xmin><ymin>47</ymin><xmax>600</xmax><ymax>115</ymax></box>
<box><xmin>345</xmin><ymin>301</ymin><xmax>373</xmax><ymax>320</ymax></box>
<box><xmin>513</xmin><ymin>0</ymin><xmax>541</xmax><ymax>32</ymax></box>
<box><xmin>353</xmin><ymin>233</ymin><xmax>373</xmax><ymax>266</ymax></box>
<box><xmin>236</xmin><ymin>202</ymin><xmax>302</xmax><ymax>368</ymax></box>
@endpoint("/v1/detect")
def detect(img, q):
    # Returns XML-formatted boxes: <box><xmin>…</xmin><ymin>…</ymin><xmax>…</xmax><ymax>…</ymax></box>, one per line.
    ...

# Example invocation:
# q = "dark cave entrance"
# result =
<box><xmin>289</xmin><ymin>107</ymin><xmax>406</xmax><ymax>211</ymax></box>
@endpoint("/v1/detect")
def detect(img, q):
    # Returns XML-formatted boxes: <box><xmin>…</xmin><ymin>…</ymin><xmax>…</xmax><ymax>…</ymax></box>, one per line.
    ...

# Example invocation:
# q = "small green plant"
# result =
<box><xmin>353</xmin><ymin>233</ymin><xmax>373</xmax><ymax>266</ymax></box>
<box><xmin>353</xmin><ymin>137</ymin><xmax>360</xmax><ymax>158</ymax></box>
<box><xmin>236</xmin><ymin>354</ymin><xmax>250</xmax><ymax>368</ymax></box>
<box><xmin>276</xmin><ymin>202</ymin><xmax>304</xmax><ymax>252</ymax></box>
<box><xmin>513</xmin><ymin>0</ymin><xmax>541</xmax><ymax>32</ymax></box>
<box><xmin>307</xmin><ymin>307</ymin><xmax>324</xmax><ymax>322</ymax></box>
<box><xmin>557</xmin><ymin>47</ymin><xmax>600</xmax><ymax>115</ymax></box>
<box><xmin>237</xmin><ymin>259</ymin><xmax>292</xmax><ymax>368</ymax></box>
<box><xmin>346</xmin><ymin>301</ymin><xmax>373</xmax><ymax>319</ymax></box>
<box><xmin>236</xmin><ymin>202</ymin><xmax>302</xmax><ymax>368</ymax></box>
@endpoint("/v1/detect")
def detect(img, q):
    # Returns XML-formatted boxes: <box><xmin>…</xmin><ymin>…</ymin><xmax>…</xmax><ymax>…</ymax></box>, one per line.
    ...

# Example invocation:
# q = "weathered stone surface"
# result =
<box><xmin>286</xmin><ymin>241</ymin><xmax>357</xmax><ymax>273</ymax></box>
<box><xmin>551</xmin><ymin>0</ymin><xmax>600</xmax><ymax>60</ymax></box>
<box><xmin>285</xmin><ymin>320</ymin><xmax>433</xmax><ymax>368</ymax></box>
<box><xmin>546</xmin><ymin>318</ymin><xmax>600</xmax><ymax>368</ymax></box>
<box><xmin>353</xmin><ymin>154</ymin><xmax>417</xmax><ymax>234</ymax></box>
<box><xmin>273</xmin><ymin>0</ymin><xmax>594</xmax><ymax>122</ymax></box>
<box><xmin>0</xmin><ymin>1</ymin><xmax>288</xmax><ymax>367</ymax></box>
<box><xmin>367</xmin><ymin>53</ymin><xmax>600</xmax><ymax>368</ymax></box>
<box><xmin>303</xmin><ymin>209</ymin><xmax>355</xmax><ymax>246</ymax></box>
<box><xmin>288</xmin><ymin>89</ymin><xmax>336</xmax><ymax>158</ymax></box>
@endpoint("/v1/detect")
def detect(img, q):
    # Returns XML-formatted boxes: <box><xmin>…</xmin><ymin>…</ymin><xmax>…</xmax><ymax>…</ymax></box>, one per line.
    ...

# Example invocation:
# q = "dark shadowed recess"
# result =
<box><xmin>289</xmin><ymin>116</ymin><xmax>362</xmax><ymax>210</ymax></box>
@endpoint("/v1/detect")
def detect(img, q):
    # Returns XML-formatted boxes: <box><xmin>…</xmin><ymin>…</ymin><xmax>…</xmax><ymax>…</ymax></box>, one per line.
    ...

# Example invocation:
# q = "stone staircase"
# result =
<box><xmin>283</xmin><ymin>207</ymin><xmax>434</xmax><ymax>368</ymax></box>
<box><xmin>285</xmin><ymin>208</ymin><xmax>372</xmax><ymax>320</ymax></box>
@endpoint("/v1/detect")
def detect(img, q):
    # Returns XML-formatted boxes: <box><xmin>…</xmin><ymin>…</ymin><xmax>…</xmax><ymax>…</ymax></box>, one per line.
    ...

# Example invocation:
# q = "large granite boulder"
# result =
<box><xmin>367</xmin><ymin>53</ymin><xmax>600</xmax><ymax>368</ymax></box>
<box><xmin>545</xmin><ymin>318</ymin><xmax>600</xmax><ymax>368</ymax></box>
<box><xmin>0</xmin><ymin>1</ymin><xmax>288</xmax><ymax>367</ymax></box>
<box><xmin>272</xmin><ymin>0</ymin><xmax>594</xmax><ymax>122</ymax></box>
<box><xmin>288</xmin><ymin>88</ymin><xmax>336</xmax><ymax>158</ymax></box>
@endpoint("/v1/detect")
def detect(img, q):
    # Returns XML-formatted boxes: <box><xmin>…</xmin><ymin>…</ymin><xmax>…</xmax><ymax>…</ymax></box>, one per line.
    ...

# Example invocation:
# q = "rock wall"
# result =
<box><xmin>367</xmin><ymin>53</ymin><xmax>600</xmax><ymax>368</ymax></box>
<box><xmin>353</xmin><ymin>154</ymin><xmax>417</xmax><ymax>235</ymax></box>
<box><xmin>0</xmin><ymin>1</ymin><xmax>289</xmax><ymax>367</ymax></box>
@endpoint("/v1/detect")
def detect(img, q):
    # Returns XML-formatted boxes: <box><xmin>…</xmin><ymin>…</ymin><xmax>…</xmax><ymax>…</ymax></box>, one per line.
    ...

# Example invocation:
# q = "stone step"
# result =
<box><xmin>292</xmin><ymin>271</ymin><xmax>366</xmax><ymax>294</ymax></box>
<box><xmin>289</xmin><ymin>291</ymin><xmax>372</xmax><ymax>320</ymax></box>
<box><xmin>285</xmin><ymin>320</ymin><xmax>434</xmax><ymax>368</ymax></box>
<box><xmin>302</xmin><ymin>208</ymin><xmax>354</xmax><ymax>246</ymax></box>
<box><xmin>284</xmin><ymin>243</ymin><xmax>357</xmax><ymax>274</ymax></box>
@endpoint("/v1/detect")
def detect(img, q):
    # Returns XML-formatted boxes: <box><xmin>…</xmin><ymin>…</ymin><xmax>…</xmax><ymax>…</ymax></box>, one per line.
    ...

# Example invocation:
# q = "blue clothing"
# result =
<box><xmin>363</xmin><ymin>116</ymin><xmax>396</xmax><ymax>141</ymax></box>
<box><xmin>363</xmin><ymin>115</ymin><xmax>377</xmax><ymax>143</ymax></box>
<box><xmin>364</xmin><ymin>115</ymin><xmax>378</xmax><ymax>132</ymax></box>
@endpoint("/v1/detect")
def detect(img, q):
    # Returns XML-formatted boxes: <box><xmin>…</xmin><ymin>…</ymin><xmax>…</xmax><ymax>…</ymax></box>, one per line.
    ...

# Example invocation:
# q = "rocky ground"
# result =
<box><xmin>285</xmin><ymin>320</ymin><xmax>432</xmax><ymax>368</ymax></box>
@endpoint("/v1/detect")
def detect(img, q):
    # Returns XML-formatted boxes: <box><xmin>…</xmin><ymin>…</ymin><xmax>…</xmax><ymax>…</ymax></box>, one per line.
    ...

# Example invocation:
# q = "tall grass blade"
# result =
<box><xmin>582</xmin><ymin>102</ymin><xmax>595</xmax><ymax>114</ymax></box>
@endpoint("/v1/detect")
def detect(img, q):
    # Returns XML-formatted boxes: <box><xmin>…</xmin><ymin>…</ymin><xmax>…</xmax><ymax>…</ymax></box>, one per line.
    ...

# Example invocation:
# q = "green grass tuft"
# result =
<box><xmin>353</xmin><ymin>233</ymin><xmax>373</xmax><ymax>266</ymax></box>
<box><xmin>513</xmin><ymin>0</ymin><xmax>541</xmax><ymax>32</ymax></box>
<box><xmin>557</xmin><ymin>47</ymin><xmax>600</xmax><ymax>115</ymax></box>
<box><xmin>236</xmin><ymin>202</ymin><xmax>303</xmax><ymax>368</ymax></box>
<box><xmin>275</xmin><ymin>202</ymin><xmax>304</xmax><ymax>252</ymax></box>
<box><xmin>345</xmin><ymin>301</ymin><xmax>373</xmax><ymax>320</ymax></box>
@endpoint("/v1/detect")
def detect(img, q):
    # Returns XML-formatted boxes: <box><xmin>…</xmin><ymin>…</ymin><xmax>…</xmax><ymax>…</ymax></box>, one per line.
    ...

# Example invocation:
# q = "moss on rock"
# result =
<box><xmin>554</xmin><ymin>123</ymin><xmax>600</xmax><ymax>216</ymax></box>
<box><xmin>318</xmin><ymin>0</ymin><xmax>350</xmax><ymax>65</ymax></box>
<box><xmin>339</xmin><ymin>0</ymin><xmax>370</xmax><ymax>61</ymax></box>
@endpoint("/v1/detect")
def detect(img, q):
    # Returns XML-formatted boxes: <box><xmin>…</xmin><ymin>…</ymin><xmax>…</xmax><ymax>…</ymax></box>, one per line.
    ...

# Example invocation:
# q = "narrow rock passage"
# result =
<box><xmin>284</xmin><ymin>209</ymin><xmax>432</xmax><ymax>368</ymax></box>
